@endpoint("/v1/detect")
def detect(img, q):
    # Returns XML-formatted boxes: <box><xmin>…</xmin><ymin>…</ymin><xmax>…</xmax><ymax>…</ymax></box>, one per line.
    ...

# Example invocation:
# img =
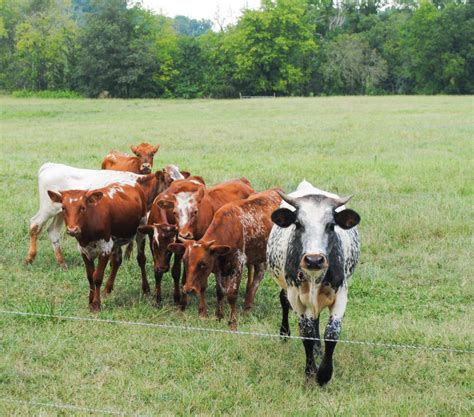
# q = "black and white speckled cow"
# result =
<box><xmin>267</xmin><ymin>180</ymin><xmax>361</xmax><ymax>385</ymax></box>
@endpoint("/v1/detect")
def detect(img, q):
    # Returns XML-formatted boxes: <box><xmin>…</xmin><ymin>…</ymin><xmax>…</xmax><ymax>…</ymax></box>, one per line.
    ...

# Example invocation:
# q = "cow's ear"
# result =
<box><xmin>191</xmin><ymin>175</ymin><xmax>205</xmax><ymax>185</ymax></box>
<box><xmin>152</xmin><ymin>144</ymin><xmax>160</xmax><ymax>154</ymax></box>
<box><xmin>334</xmin><ymin>209</ymin><xmax>360</xmax><ymax>230</ymax></box>
<box><xmin>130</xmin><ymin>145</ymin><xmax>138</xmax><ymax>155</ymax></box>
<box><xmin>157</xmin><ymin>199</ymin><xmax>174</xmax><ymax>210</ymax></box>
<box><xmin>138</xmin><ymin>225</ymin><xmax>154</xmax><ymax>236</ymax></box>
<box><xmin>48</xmin><ymin>190</ymin><xmax>63</xmax><ymax>204</ymax></box>
<box><xmin>86</xmin><ymin>191</ymin><xmax>103</xmax><ymax>205</ymax></box>
<box><xmin>168</xmin><ymin>243</ymin><xmax>185</xmax><ymax>255</ymax></box>
<box><xmin>210</xmin><ymin>245</ymin><xmax>231</xmax><ymax>256</ymax></box>
<box><xmin>180</xmin><ymin>170</ymin><xmax>191</xmax><ymax>178</ymax></box>
<box><xmin>271</xmin><ymin>208</ymin><xmax>297</xmax><ymax>228</ymax></box>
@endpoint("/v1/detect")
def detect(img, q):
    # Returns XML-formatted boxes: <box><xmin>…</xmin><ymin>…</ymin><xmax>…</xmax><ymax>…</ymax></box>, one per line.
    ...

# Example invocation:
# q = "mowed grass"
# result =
<box><xmin>0</xmin><ymin>96</ymin><xmax>473</xmax><ymax>416</ymax></box>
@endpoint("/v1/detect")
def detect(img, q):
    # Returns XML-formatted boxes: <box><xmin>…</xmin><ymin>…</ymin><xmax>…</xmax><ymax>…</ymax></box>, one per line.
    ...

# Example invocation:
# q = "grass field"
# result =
<box><xmin>0</xmin><ymin>96</ymin><xmax>473</xmax><ymax>416</ymax></box>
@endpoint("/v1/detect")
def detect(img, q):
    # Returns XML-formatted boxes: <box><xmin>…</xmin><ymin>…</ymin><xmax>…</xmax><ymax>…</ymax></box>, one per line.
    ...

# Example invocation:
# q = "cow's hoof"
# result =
<box><xmin>279</xmin><ymin>326</ymin><xmax>291</xmax><ymax>340</ymax></box>
<box><xmin>228</xmin><ymin>322</ymin><xmax>237</xmax><ymax>332</ymax></box>
<box><xmin>316</xmin><ymin>363</ymin><xmax>333</xmax><ymax>386</ymax></box>
<box><xmin>59</xmin><ymin>262</ymin><xmax>68</xmax><ymax>270</ymax></box>
<box><xmin>24</xmin><ymin>257</ymin><xmax>33</xmax><ymax>265</ymax></box>
<box><xmin>243</xmin><ymin>305</ymin><xmax>252</xmax><ymax>314</ymax></box>
<box><xmin>142</xmin><ymin>286</ymin><xmax>151</xmax><ymax>295</ymax></box>
<box><xmin>154</xmin><ymin>299</ymin><xmax>162</xmax><ymax>308</ymax></box>
<box><xmin>198</xmin><ymin>312</ymin><xmax>208</xmax><ymax>319</ymax></box>
<box><xmin>89</xmin><ymin>302</ymin><xmax>101</xmax><ymax>313</ymax></box>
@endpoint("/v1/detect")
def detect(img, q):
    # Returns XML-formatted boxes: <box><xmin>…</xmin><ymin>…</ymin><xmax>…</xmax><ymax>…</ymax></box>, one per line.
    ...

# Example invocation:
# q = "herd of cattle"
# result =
<box><xmin>24</xmin><ymin>142</ymin><xmax>361</xmax><ymax>385</ymax></box>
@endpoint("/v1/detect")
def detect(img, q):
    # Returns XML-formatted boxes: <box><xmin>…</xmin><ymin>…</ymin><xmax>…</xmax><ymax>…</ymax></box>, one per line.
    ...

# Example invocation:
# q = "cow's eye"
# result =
<box><xmin>199</xmin><ymin>262</ymin><xmax>206</xmax><ymax>269</ymax></box>
<box><xmin>294</xmin><ymin>220</ymin><xmax>303</xmax><ymax>230</ymax></box>
<box><xmin>80</xmin><ymin>206</ymin><xmax>86</xmax><ymax>212</ymax></box>
<box><xmin>61</xmin><ymin>207</ymin><xmax>65</xmax><ymax>212</ymax></box>
<box><xmin>327</xmin><ymin>223</ymin><xmax>335</xmax><ymax>232</ymax></box>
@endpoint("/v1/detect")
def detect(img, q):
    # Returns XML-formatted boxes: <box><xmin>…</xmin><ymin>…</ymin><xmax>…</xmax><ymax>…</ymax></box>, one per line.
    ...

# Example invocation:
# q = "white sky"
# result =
<box><xmin>140</xmin><ymin>0</ymin><xmax>261</xmax><ymax>25</ymax></box>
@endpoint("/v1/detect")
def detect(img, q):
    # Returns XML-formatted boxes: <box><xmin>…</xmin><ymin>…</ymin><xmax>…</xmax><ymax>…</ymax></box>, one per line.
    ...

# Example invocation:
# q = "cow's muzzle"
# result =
<box><xmin>301</xmin><ymin>253</ymin><xmax>328</xmax><ymax>271</ymax></box>
<box><xmin>183</xmin><ymin>285</ymin><xmax>198</xmax><ymax>295</ymax></box>
<box><xmin>66</xmin><ymin>226</ymin><xmax>81</xmax><ymax>237</ymax></box>
<box><xmin>140</xmin><ymin>163</ymin><xmax>152</xmax><ymax>174</ymax></box>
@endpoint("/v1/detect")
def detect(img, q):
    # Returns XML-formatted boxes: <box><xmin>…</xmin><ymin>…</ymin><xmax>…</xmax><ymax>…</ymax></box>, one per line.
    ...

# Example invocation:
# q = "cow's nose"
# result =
<box><xmin>179</xmin><ymin>232</ymin><xmax>193</xmax><ymax>240</ymax></box>
<box><xmin>140</xmin><ymin>163</ymin><xmax>151</xmax><ymax>173</ymax></box>
<box><xmin>66</xmin><ymin>227</ymin><xmax>80</xmax><ymax>237</ymax></box>
<box><xmin>183</xmin><ymin>285</ymin><xmax>197</xmax><ymax>295</ymax></box>
<box><xmin>303</xmin><ymin>254</ymin><xmax>327</xmax><ymax>270</ymax></box>
<box><xmin>155</xmin><ymin>266</ymin><xmax>169</xmax><ymax>274</ymax></box>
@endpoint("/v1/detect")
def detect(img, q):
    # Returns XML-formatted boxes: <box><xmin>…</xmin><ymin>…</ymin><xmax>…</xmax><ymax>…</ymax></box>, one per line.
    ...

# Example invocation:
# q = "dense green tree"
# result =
<box><xmin>228</xmin><ymin>0</ymin><xmax>317</xmax><ymax>95</ymax></box>
<box><xmin>172</xmin><ymin>15</ymin><xmax>212</xmax><ymax>37</ymax></box>
<box><xmin>320</xmin><ymin>33</ymin><xmax>387</xmax><ymax>94</ymax></box>
<box><xmin>11</xmin><ymin>0</ymin><xmax>77</xmax><ymax>90</ymax></box>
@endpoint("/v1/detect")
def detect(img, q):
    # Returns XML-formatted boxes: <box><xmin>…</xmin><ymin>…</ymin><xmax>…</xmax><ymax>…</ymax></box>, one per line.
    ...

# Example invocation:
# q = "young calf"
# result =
<box><xmin>48</xmin><ymin>183</ymin><xmax>148</xmax><ymax>311</ymax></box>
<box><xmin>138</xmin><ymin>201</ymin><xmax>181</xmax><ymax>306</ymax></box>
<box><xmin>169</xmin><ymin>189</ymin><xmax>282</xmax><ymax>330</ymax></box>
<box><xmin>102</xmin><ymin>142</ymin><xmax>160</xmax><ymax>174</ymax></box>
<box><xmin>266</xmin><ymin>180</ymin><xmax>361</xmax><ymax>385</ymax></box>
<box><xmin>157</xmin><ymin>177</ymin><xmax>254</xmax><ymax>241</ymax></box>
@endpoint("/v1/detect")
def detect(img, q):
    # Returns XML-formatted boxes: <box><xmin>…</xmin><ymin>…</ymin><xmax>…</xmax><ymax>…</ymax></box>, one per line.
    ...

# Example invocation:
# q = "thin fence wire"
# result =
<box><xmin>1</xmin><ymin>309</ymin><xmax>472</xmax><ymax>354</ymax></box>
<box><xmin>0</xmin><ymin>398</ymin><xmax>128</xmax><ymax>416</ymax></box>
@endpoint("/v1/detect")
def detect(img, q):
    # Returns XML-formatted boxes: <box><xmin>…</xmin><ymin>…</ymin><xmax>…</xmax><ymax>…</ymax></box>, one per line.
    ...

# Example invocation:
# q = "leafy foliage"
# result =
<box><xmin>0</xmin><ymin>0</ymin><xmax>472</xmax><ymax>96</ymax></box>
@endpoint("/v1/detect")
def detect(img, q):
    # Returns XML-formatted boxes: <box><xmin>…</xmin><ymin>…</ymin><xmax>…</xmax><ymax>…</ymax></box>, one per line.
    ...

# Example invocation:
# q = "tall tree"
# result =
<box><xmin>228</xmin><ymin>0</ymin><xmax>317</xmax><ymax>96</ymax></box>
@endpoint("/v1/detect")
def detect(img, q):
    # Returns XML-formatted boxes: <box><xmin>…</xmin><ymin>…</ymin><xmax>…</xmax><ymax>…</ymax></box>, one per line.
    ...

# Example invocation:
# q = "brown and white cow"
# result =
<box><xmin>25</xmin><ymin>163</ymin><xmax>172</xmax><ymax>268</ymax></box>
<box><xmin>102</xmin><ymin>143</ymin><xmax>160</xmax><ymax>174</ymax></box>
<box><xmin>137</xmin><ymin>175</ymin><xmax>207</xmax><ymax>306</ymax></box>
<box><xmin>138</xmin><ymin>200</ymin><xmax>181</xmax><ymax>307</ymax></box>
<box><xmin>169</xmin><ymin>189</ymin><xmax>282</xmax><ymax>330</ymax></box>
<box><xmin>157</xmin><ymin>177</ymin><xmax>254</xmax><ymax>240</ymax></box>
<box><xmin>48</xmin><ymin>183</ymin><xmax>148</xmax><ymax>311</ymax></box>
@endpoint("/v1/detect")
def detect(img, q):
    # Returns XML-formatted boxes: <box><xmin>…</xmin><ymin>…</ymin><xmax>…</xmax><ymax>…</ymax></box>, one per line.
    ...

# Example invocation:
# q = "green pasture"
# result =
<box><xmin>0</xmin><ymin>96</ymin><xmax>472</xmax><ymax>416</ymax></box>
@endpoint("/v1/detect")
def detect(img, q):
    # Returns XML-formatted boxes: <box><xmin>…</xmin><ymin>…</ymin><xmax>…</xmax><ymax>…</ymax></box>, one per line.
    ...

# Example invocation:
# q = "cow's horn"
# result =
<box><xmin>277</xmin><ymin>190</ymin><xmax>300</xmax><ymax>209</ymax></box>
<box><xmin>332</xmin><ymin>195</ymin><xmax>353</xmax><ymax>208</ymax></box>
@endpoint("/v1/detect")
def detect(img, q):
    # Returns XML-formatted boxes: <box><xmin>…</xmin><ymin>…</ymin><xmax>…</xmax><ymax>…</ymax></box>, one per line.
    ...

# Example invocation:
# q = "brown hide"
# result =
<box><xmin>169</xmin><ymin>189</ymin><xmax>282</xmax><ymax>328</ymax></box>
<box><xmin>101</xmin><ymin>143</ymin><xmax>160</xmax><ymax>174</ymax></box>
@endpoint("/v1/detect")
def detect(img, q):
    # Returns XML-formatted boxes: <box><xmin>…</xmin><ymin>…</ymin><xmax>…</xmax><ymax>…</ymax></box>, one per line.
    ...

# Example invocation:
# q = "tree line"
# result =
<box><xmin>0</xmin><ymin>0</ymin><xmax>472</xmax><ymax>98</ymax></box>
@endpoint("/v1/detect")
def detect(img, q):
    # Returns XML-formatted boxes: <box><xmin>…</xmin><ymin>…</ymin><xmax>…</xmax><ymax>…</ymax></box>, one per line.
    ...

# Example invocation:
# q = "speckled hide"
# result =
<box><xmin>266</xmin><ymin>180</ymin><xmax>361</xmax><ymax>385</ymax></box>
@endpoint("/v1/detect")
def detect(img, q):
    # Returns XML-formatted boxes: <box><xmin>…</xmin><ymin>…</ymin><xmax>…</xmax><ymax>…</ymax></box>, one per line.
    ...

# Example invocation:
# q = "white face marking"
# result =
<box><xmin>175</xmin><ymin>192</ymin><xmax>195</xmax><ymax>229</ymax></box>
<box><xmin>153</xmin><ymin>227</ymin><xmax>160</xmax><ymax>247</ymax></box>
<box><xmin>68</xmin><ymin>197</ymin><xmax>79</xmax><ymax>203</ymax></box>
<box><xmin>189</xmin><ymin>180</ymin><xmax>202</xmax><ymax>185</ymax></box>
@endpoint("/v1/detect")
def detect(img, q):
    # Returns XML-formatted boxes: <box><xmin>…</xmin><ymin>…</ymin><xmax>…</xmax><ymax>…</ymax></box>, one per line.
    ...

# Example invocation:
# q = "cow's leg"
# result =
<box><xmin>225</xmin><ymin>267</ymin><xmax>243</xmax><ymax>331</ymax></box>
<box><xmin>25</xmin><ymin>210</ymin><xmax>54</xmax><ymax>264</ymax></box>
<box><xmin>171</xmin><ymin>254</ymin><xmax>182</xmax><ymax>305</ymax></box>
<box><xmin>47</xmin><ymin>213</ymin><xmax>67</xmax><ymax>268</ymax></box>
<box><xmin>136</xmin><ymin>233</ymin><xmax>150</xmax><ymax>294</ymax></box>
<box><xmin>180</xmin><ymin>265</ymin><xmax>188</xmax><ymax>311</ymax></box>
<box><xmin>317</xmin><ymin>285</ymin><xmax>348</xmax><ymax>386</ymax></box>
<box><xmin>215</xmin><ymin>279</ymin><xmax>225</xmax><ymax>321</ymax></box>
<box><xmin>279</xmin><ymin>289</ymin><xmax>291</xmax><ymax>338</ymax></box>
<box><xmin>313</xmin><ymin>315</ymin><xmax>322</xmax><ymax>357</ymax></box>
<box><xmin>299</xmin><ymin>315</ymin><xmax>318</xmax><ymax>378</ymax></box>
<box><xmin>244</xmin><ymin>264</ymin><xmax>254</xmax><ymax>305</ymax></box>
<box><xmin>81</xmin><ymin>254</ymin><xmax>95</xmax><ymax>305</ymax></box>
<box><xmin>104</xmin><ymin>247</ymin><xmax>122</xmax><ymax>295</ymax></box>
<box><xmin>154</xmin><ymin>269</ymin><xmax>164</xmax><ymax>306</ymax></box>
<box><xmin>198</xmin><ymin>287</ymin><xmax>208</xmax><ymax>318</ymax></box>
<box><xmin>90</xmin><ymin>254</ymin><xmax>109</xmax><ymax>312</ymax></box>
<box><xmin>243</xmin><ymin>263</ymin><xmax>265</xmax><ymax>312</ymax></box>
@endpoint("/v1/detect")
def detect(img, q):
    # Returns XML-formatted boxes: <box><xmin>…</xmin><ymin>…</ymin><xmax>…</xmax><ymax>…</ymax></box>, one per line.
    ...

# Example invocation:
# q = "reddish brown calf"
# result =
<box><xmin>48</xmin><ymin>183</ymin><xmax>147</xmax><ymax>311</ymax></box>
<box><xmin>169</xmin><ymin>189</ymin><xmax>282</xmax><ymax>330</ymax></box>
<box><xmin>102</xmin><ymin>143</ymin><xmax>160</xmax><ymax>174</ymax></box>
<box><xmin>157</xmin><ymin>177</ymin><xmax>254</xmax><ymax>240</ymax></box>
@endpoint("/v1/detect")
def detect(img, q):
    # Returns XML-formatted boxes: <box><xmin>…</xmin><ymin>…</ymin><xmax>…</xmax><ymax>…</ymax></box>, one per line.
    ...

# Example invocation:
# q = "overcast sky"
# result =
<box><xmin>141</xmin><ymin>0</ymin><xmax>261</xmax><ymax>24</ymax></box>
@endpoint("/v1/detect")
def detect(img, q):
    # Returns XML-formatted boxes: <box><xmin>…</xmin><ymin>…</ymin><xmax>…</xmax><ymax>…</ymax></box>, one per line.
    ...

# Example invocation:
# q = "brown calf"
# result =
<box><xmin>157</xmin><ymin>177</ymin><xmax>254</xmax><ymax>240</ymax></box>
<box><xmin>102</xmin><ymin>143</ymin><xmax>160</xmax><ymax>174</ymax></box>
<box><xmin>136</xmin><ymin>175</ymin><xmax>206</xmax><ymax>305</ymax></box>
<box><xmin>48</xmin><ymin>183</ymin><xmax>148</xmax><ymax>311</ymax></box>
<box><xmin>169</xmin><ymin>189</ymin><xmax>282</xmax><ymax>330</ymax></box>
